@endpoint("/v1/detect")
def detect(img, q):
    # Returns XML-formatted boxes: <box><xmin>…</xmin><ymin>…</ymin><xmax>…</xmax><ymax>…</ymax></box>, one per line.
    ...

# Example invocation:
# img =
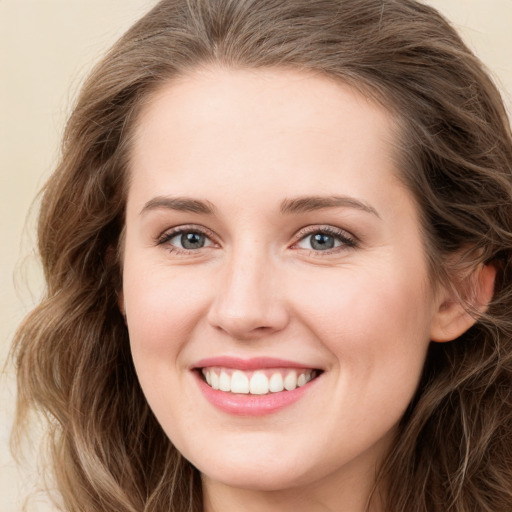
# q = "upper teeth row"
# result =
<box><xmin>202</xmin><ymin>368</ymin><xmax>316</xmax><ymax>395</ymax></box>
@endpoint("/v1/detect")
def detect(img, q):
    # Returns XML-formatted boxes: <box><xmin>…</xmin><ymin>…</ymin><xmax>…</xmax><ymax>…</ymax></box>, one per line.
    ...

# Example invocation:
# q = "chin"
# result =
<box><xmin>203</xmin><ymin>467</ymin><xmax>307</xmax><ymax>492</ymax></box>
<box><xmin>194</xmin><ymin>452</ymin><xmax>313</xmax><ymax>492</ymax></box>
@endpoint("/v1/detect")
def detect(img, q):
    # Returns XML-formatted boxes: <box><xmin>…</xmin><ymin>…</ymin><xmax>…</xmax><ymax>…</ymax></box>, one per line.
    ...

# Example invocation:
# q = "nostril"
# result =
<box><xmin>254</xmin><ymin>325</ymin><xmax>273</xmax><ymax>332</ymax></box>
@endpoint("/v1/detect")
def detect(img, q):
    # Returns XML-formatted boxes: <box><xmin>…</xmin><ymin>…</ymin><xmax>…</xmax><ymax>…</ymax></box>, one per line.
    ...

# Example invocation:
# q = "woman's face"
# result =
<box><xmin>122</xmin><ymin>68</ymin><xmax>444</xmax><ymax>498</ymax></box>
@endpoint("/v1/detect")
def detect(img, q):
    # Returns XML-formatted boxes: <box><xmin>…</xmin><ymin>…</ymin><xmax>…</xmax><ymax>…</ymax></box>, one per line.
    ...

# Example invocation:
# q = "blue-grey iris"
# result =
<box><xmin>311</xmin><ymin>233</ymin><xmax>335</xmax><ymax>250</ymax></box>
<box><xmin>181</xmin><ymin>232</ymin><xmax>205</xmax><ymax>249</ymax></box>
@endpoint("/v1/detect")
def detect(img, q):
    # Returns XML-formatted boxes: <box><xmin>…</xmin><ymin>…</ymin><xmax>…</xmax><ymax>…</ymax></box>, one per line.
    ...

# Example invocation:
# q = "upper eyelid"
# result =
<box><xmin>156</xmin><ymin>224</ymin><xmax>219</xmax><ymax>245</ymax></box>
<box><xmin>158</xmin><ymin>224</ymin><xmax>216</xmax><ymax>237</ymax></box>
<box><xmin>293</xmin><ymin>224</ymin><xmax>356</xmax><ymax>241</ymax></box>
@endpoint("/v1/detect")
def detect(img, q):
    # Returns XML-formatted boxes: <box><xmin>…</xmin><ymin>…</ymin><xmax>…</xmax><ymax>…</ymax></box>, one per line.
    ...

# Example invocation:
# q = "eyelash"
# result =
<box><xmin>292</xmin><ymin>225</ymin><xmax>358</xmax><ymax>254</ymax></box>
<box><xmin>156</xmin><ymin>225</ymin><xmax>218</xmax><ymax>255</ymax></box>
<box><xmin>156</xmin><ymin>225</ymin><xmax>358</xmax><ymax>255</ymax></box>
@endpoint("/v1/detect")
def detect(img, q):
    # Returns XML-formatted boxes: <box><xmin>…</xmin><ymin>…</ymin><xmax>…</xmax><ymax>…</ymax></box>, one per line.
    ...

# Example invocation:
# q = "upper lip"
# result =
<box><xmin>192</xmin><ymin>356</ymin><xmax>321</xmax><ymax>371</ymax></box>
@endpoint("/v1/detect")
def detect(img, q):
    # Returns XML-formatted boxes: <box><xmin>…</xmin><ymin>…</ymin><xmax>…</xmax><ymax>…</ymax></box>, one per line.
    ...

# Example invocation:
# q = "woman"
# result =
<box><xmin>12</xmin><ymin>0</ymin><xmax>512</xmax><ymax>511</ymax></box>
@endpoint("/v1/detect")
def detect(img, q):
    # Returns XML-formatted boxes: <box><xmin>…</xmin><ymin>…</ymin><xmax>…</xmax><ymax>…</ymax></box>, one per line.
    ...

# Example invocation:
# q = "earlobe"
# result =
<box><xmin>430</xmin><ymin>263</ymin><xmax>496</xmax><ymax>343</ymax></box>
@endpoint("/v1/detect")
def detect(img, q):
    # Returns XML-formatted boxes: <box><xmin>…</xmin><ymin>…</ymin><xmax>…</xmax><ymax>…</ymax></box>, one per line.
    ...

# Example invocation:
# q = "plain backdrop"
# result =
<box><xmin>1</xmin><ymin>1</ymin><xmax>511</xmax><ymax>511</ymax></box>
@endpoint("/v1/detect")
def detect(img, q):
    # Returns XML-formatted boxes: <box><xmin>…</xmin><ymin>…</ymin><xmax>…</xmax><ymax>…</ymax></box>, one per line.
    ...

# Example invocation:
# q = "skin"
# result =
<box><xmin>121</xmin><ymin>67</ymin><xmax>481</xmax><ymax>512</ymax></box>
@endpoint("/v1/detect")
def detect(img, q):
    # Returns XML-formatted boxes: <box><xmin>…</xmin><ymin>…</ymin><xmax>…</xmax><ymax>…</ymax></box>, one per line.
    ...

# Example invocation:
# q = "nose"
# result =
<box><xmin>207</xmin><ymin>249</ymin><xmax>289</xmax><ymax>340</ymax></box>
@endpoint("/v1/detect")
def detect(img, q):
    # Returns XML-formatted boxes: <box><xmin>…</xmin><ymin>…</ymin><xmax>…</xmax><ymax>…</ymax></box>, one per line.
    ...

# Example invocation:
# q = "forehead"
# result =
<box><xmin>133</xmin><ymin>67</ymin><xmax>398</xmax><ymax>152</ymax></box>
<box><xmin>128</xmin><ymin>66</ymin><xmax>406</xmax><ymax>214</ymax></box>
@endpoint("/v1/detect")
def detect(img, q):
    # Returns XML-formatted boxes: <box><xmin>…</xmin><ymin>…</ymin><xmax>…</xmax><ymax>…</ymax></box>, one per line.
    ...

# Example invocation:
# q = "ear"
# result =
<box><xmin>430</xmin><ymin>263</ymin><xmax>496</xmax><ymax>343</ymax></box>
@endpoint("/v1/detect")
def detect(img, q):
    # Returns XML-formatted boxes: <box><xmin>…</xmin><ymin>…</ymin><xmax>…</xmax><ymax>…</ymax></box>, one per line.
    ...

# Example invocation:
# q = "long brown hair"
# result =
<box><xmin>12</xmin><ymin>1</ymin><xmax>512</xmax><ymax>510</ymax></box>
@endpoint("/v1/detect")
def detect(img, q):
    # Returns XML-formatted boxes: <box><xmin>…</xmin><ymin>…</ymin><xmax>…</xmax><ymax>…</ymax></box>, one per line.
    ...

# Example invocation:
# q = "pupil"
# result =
<box><xmin>181</xmin><ymin>232</ymin><xmax>205</xmax><ymax>249</ymax></box>
<box><xmin>311</xmin><ymin>233</ymin><xmax>334</xmax><ymax>250</ymax></box>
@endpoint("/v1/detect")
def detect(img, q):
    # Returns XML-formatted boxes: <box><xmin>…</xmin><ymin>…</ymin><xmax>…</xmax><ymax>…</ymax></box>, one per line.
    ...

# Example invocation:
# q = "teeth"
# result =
<box><xmin>231</xmin><ymin>370</ymin><xmax>249</xmax><ymax>394</ymax></box>
<box><xmin>250</xmin><ymin>372</ymin><xmax>269</xmax><ymax>395</ymax></box>
<box><xmin>210</xmin><ymin>371</ymin><xmax>220</xmax><ymax>390</ymax></box>
<box><xmin>219</xmin><ymin>371</ymin><xmax>231</xmax><ymax>392</ymax></box>
<box><xmin>269</xmin><ymin>373</ymin><xmax>284</xmax><ymax>392</ymax></box>
<box><xmin>284</xmin><ymin>371</ymin><xmax>297</xmax><ymax>391</ymax></box>
<box><xmin>297</xmin><ymin>371</ymin><xmax>313</xmax><ymax>387</ymax></box>
<box><xmin>201</xmin><ymin>368</ymin><xmax>317</xmax><ymax>395</ymax></box>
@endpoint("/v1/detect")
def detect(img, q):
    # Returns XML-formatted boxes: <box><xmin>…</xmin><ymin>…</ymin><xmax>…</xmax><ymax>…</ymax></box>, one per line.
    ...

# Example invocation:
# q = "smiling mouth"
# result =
<box><xmin>199</xmin><ymin>367</ymin><xmax>321</xmax><ymax>395</ymax></box>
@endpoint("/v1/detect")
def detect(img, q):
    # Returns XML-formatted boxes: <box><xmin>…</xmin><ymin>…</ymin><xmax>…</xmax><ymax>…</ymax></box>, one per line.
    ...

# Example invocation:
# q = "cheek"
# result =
<box><xmin>122</xmin><ymin>260</ymin><xmax>212</xmax><ymax>363</ymax></box>
<box><xmin>292</xmin><ymin>261</ymin><xmax>431</xmax><ymax>332</ymax></box>
<box><xmin>122</xmin><ymin>263</ymin><xmax>212</xmax><ymax>429</ymax></box>
<box><xmin>289</xmin><ymin>264</ymin><xmax>433</xmax><ymax>386</ymax></box>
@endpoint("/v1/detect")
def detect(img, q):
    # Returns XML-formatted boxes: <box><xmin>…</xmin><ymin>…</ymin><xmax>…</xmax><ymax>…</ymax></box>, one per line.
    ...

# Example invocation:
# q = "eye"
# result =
<box><xmin>295</xmin><ymin>227</ymin><xmax>357</xmax><ymax>252</ymax></box>
<box><xmin>173</xmin><ymin>231</ymin><xmax>210</xmax><ymax>249</ymax></box>
<box><xmin>157</xmin><ymin>227</ymin><xmax>216</xmax><ymax>252</ymax></box>
<box><xmin>299</xmin><ymin>232</ymin><xmax>339</xmax><ymax>251</ymax></box>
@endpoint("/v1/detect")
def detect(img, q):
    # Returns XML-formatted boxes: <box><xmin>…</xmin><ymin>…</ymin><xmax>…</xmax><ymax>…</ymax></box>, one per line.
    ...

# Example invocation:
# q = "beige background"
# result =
<box><xmin>1</xmin><ymin>1</ymin><xmax>511</xmax><ymax>511</ymax></box>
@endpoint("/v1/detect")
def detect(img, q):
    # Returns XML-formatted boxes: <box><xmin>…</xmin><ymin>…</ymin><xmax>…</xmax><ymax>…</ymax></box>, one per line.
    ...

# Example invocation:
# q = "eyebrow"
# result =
<box><xmin>140</xmin><ymin>196</ymin><xmax>216</xmax><ymax>215</ymax></box>
<box><xmin>140</xmin><ymin>194</ymin><xmax>379</xmax><ymax>218</ymax></box>
<box><xmin>280</xmin><ymin>195</ymin><xmax>380</xmax><ymax>218</ymax></box>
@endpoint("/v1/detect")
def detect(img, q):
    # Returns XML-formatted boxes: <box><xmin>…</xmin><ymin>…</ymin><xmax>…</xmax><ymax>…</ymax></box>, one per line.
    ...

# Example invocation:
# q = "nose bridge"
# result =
<box><xmin>208</xmin><ymin>241</ymin><xmax>287</xmax><ymax>338</ymax></box>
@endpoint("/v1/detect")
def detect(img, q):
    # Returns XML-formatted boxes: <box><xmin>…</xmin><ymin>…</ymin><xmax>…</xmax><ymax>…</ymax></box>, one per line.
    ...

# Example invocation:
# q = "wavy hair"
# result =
<box><xmin>12</xmin><ymin>0</ymin><xmax>512</xmax><ymax>510</ymax></box>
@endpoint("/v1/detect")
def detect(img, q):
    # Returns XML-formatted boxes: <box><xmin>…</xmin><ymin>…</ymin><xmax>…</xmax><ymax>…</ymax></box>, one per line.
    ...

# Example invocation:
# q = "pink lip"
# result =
<box><xmin>191</xmin><ymin>357</ymin><xmax>321</xmax><ymax>416</ymax></box>
<box><xmin>195</xmin><ymin>376</ymin><xmax>316</xmax><ymax>416</ymax></box>
<box><xmin>192</xmin><ymin>356</ymin><xmax>316</xmax><ymax>371</ymax></box>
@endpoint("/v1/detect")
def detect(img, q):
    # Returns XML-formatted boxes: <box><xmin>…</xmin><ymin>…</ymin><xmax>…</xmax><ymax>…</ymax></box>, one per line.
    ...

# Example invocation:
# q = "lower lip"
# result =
<box><xmin>194</xmin><ymin>371</ymin><xmax>319</xmax><ymax>416</ymax></box>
